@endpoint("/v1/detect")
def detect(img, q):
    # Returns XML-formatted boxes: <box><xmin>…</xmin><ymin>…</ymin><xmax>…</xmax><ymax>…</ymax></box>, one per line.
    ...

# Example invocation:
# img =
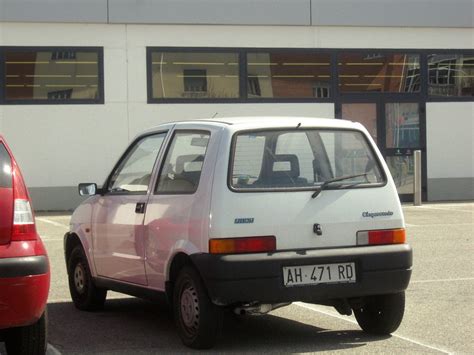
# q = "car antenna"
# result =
<box><xmin>211</xmin><ymin>112</ymin><xmax>219</xmax><ymax>118</ymax></box>
<box><xmin>296</xmin><ymin>122</ymin><xmax>301</xmax><ymax>129</ymax></box>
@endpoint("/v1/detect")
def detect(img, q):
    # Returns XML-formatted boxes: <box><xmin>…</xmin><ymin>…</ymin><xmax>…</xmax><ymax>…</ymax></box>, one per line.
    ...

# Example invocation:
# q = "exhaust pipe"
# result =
<box><xmin>234</xmin><ymin>303</ymin><xmax>290</xmax><ymax>316</ymax></box>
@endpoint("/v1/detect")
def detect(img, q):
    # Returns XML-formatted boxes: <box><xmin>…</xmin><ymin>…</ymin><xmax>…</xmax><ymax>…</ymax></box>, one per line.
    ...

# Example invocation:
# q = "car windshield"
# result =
<box><xmin>230</xmin><ymin>128</ymin><xmax>385</xmax><ymax>190</ymax></box>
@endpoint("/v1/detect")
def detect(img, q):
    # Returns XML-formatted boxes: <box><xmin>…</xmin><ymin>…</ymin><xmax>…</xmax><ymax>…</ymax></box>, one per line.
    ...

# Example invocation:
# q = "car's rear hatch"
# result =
<box><xmin>209</xmin><ymin>126</ymin><xmax>404</xmax><ymax>251</ymax></box>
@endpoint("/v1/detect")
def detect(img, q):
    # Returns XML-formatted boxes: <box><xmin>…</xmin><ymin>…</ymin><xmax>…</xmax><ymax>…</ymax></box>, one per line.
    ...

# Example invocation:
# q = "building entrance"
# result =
<box><xmin>338</xmin><ymin>99</ymin><xmax>426</xmax><ymax>202</ymax></box>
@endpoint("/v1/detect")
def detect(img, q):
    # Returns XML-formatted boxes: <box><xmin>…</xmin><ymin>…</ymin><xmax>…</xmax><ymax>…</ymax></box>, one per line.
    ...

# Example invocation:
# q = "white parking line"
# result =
<box><xmin>36</xmin><ymin>217</ymin><xmax>69</xmax><ymax>229</ymax></box>
<box><xmin>47</xmin><ymin>344</ymin><xmax>62</xmax><ymax>355</ymax></box>
<box><xmin>294</xmin><ymin>302</ymin><xmax>452</xmax><ymax>354</ymax></box>
<box><xmin>404</xmin><ymin>206</ymin><xmax>473</xmax><ymax>213</ymax></box>
<box><xmin>411</xmin><ymin>277</ymin><xmax>474</xmax><ymax>284</ymax></box>
<box><xmin>406</xmin><ymin>223</ymin><xmax>473</xmax><ymax>227</ymax></box>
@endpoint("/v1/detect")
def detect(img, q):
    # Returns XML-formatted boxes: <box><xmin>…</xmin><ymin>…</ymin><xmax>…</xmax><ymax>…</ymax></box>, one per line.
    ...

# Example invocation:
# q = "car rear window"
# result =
<box><xmin>0</xmin><ymin>143</ymin><xmax>12</xmax><ymax>188</ymax></box>
<box><xmin>230</xmin><ymin>129</ymin><xmax>385</xmax><ymax>190</ymax></box>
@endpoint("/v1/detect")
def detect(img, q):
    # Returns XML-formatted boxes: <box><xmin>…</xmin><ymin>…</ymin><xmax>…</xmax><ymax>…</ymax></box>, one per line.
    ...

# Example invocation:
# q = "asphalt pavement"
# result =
<box><xmin>1</xmin><ymin>202</ymin><xmax>473</xmax><ymax>354</ymax></box>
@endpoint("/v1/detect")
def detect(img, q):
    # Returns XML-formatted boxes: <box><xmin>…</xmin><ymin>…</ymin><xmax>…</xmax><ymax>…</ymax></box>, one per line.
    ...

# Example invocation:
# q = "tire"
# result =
<box><xmin>5</xmin><ymin>310</ymin><xmax>47</xmax><ymax>355</ymax></box>
<box><xmin>173</xmin><ymin>266</ymin><xmax>223</xmax><ymax>349</ymax></box>
<box><xmin>67</xmin><ymin>245</ymin><xmax>107</xmax><ymax>311</ymax></box>
<box><xmin>354</xmin><ymin>292</ymin><xmax>405</xmax><ymax>335</ymax></box>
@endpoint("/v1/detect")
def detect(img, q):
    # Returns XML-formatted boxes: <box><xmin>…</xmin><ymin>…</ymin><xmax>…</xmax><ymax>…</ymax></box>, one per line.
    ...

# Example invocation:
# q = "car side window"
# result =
<box><xmin>108</xmin><ymin>133</ymin><xmax>166</xmax><ymax>193</ymax></box>
<box><xmin>155</xmin><ymin>131</ymin><xmax>210</xmax><ymax>194</ymax></box>
<box><xmin>0</xmin><ymin>143</ymin><xmax>12</xmax><ymax>188</ymax></box>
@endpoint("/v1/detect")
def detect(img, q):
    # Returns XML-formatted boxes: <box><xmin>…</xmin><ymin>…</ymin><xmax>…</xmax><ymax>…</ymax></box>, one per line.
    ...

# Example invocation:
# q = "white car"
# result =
<box><xmin>65</xmin><ymin>117</ymin><xmax>412</xmax><ymax>349</ymax></box>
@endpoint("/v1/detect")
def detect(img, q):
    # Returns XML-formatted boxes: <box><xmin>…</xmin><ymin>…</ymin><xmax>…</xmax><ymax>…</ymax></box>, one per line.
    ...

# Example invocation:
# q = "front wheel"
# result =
<box><xmin>67</xmin><ymin>245</ymin><xmax>107</xmax><ymax>311</ymax></box>
<box><xmin>5</xmin><ymin>310</ymin><xmax>47</xmax><ymax>355</ymax></box>
<box><xmin>354</xmin><ymin>292</ymin><xmax>405</xmax><ymax>335</ymax></box>
<box><xmin>173</xmin><ymin>266</ymin><xmax>223</xmax><ymax>349</ymax></box>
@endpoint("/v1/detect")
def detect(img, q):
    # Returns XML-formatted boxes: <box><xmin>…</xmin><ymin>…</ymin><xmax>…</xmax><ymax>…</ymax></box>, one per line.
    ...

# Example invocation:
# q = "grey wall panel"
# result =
<box><xmin>0</xmin><ymin>0</ymin><xmax>108</xmax><ymax>23</ymax></box>
<box><xmin>29</xmin><ymin>186</ymin><xmax>87</xmax><ymax>211</ymax></box>
<box><xmin>311</xmin><ymin>0</ymin><xmax>474</xmax><ymax>28</ymax></box>
<box><xmin>108</xmin><ymin>0</ymin><xmax>311</xmax><ymax>25</ymax></box>
<box><xmin>428</xmin><ymin>178</ymin><xmax>474</xmax><ymax>201</ymax></box>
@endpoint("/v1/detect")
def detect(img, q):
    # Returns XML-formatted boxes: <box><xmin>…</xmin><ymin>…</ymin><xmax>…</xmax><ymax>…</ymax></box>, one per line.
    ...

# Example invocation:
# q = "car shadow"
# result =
<box><xmin>47</xmin><ymin>298</ymin><xmax>389</xmax><ymax>354</ymax></box>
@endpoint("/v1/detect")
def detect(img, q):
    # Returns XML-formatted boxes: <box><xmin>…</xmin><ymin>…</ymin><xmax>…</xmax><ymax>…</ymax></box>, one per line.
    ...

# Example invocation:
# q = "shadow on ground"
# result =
<box><xmin>46</xmin><ymin>298</ymin><xmax>389</xmax><ymax>354</ymax></box>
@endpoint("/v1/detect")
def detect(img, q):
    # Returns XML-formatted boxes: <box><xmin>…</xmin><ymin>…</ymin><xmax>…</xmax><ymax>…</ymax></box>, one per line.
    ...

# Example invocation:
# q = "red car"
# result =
<box><xmin>0</xmin><ymin>136</ymin><xmax>50</xmax><ymax>354</ymax></box>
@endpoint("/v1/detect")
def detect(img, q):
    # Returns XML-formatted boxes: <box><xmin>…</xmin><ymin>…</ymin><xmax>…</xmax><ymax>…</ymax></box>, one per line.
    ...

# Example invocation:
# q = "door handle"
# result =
<box><xmin>135</xmin><ymin>202</ymin><xmax>146</xmax><ymax>214</ymax></box>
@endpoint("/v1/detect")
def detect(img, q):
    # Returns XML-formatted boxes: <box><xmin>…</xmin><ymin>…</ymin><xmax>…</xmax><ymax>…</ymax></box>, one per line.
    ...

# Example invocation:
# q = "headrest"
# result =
<box><xmin>270</xmin><ymin>154</ymin><xmax>300</xmax><ymax>179</ymax></box>
<box><xmin>176</xmin><ymin>154</ymin><xmax>204</xmax><ymax>173</ymax></box>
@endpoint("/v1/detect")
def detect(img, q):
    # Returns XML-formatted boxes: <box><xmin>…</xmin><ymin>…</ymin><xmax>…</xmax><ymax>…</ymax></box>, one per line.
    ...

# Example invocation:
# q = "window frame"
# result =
<box><xmin>154</xmin><ymin>129</ymin><xmax>211</xmax><ymax>195</ymax></box>
<box><xmin>146</xmin><ymin>47</ymin><xmax>474</xmax><ymax>104</ymax></box>
<box><xmin>0</xmin><ymin>46</ymin><xmax>104</xmax><ymax>105</ymax></box>
<box><xmin>227</xmin><ymin>127</ymin><xmax>387</xmax><ymax>193</ymax></box>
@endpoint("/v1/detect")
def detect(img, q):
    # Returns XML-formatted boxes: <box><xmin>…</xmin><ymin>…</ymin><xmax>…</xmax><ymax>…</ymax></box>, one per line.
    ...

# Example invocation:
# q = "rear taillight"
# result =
<box><xmin>11</xmin><ymin>162</ymin><xmax>37</xmax><ymax>241</ymax></box>
<box><xmin>357</xmin><ymin>228</ymin><xmax>406</xmax><ymax>246</ymax></box>
<box><xmin>209</xmin><ymin>236</ymin><xmax>276</xmax><ymax>254</ymax></box>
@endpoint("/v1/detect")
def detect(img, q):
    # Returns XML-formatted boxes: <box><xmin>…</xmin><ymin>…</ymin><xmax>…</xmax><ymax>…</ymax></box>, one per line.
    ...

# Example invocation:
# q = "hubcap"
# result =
<box><xmin>180</xmin><ymin>284</ymin><xmax>199</xmax><ymax>331</ymax></box>
<box><xmin>74</xmin><ymin>263</ymin><xmax>86</xmax><ymax>294</ymax></box>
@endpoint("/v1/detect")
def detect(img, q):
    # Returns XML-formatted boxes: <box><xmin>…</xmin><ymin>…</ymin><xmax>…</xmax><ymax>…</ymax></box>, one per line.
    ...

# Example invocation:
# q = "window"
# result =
<box><xmin>385</xmin><ymin>103</ymin><xmax>420</xmax><ymax>148</ymax></box>
<box><xmin>246</xmin><ymin>52</ymin><xmax>332</xmax><ymax>98</ymax></box>
<box><xmin>338</xmin><ymin>53</ymin><xmax>420</xmax><ymax>93</ymax></box>
<box><xmin>230</xmin><ymin>129</ymin><xmax>384</xmax><ymax>190</ymax></box>
<box><xmin>0</xmin><ymin>144</ymin><xmax>12</xmax><ymax>188</ymax></box>
<box><xmin>3</xmin><ymin>47</ymin><xmax>103</xmax><ymax>103</ymax></box>
<box><xmin>428</xmin><ymin>54</ymin><xmax>474</xmax><ymax>97</ymax></box>
<box><xmin>108</xmin><ymin>133</ymin><xmax>167</xmax><ymax>193</ymax></box>
<box><xmin>149</xmin><ymin>51</ymin><xmax>239</xmax><ymax>99</ymax></box>
<box><xmin>156</xmin><ymin>131</ymin><xmax>210</xmax><ymax>194</ymax></box>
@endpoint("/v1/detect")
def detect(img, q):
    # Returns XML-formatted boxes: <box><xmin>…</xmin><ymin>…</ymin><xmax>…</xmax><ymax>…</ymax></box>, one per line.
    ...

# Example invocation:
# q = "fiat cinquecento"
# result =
<box><xmin>64</xmin><ymin>117</ymin><xmax>412</xmax><ymax>349</ymax></box>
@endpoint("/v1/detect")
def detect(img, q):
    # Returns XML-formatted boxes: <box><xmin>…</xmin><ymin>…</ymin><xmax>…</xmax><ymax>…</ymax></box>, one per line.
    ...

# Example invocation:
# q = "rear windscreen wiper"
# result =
<box><xmin>311</xmin><ymin>173</ymin><xmax>368</xmax><ymax>199</ymax></box>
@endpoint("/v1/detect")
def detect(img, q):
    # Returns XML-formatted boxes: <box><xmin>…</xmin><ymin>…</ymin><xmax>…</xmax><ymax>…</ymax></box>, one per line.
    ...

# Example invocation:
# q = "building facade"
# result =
<box><xmin>0</xmin><ymin>0</ymin><xmax>473</xmax><ymax>210</ymax></box>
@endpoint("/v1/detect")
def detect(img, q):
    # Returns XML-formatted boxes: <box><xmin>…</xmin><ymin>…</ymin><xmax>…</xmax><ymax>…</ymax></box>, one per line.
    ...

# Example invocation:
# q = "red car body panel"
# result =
<box><xmin>0</xmin><ymin>136</ymin><xmax>50</xmax><ymax>331</ymax></box>
<box><xmin>0</xmin><ymin>273</ymin><xmax>50</xmax><ymax>329</ymax></box>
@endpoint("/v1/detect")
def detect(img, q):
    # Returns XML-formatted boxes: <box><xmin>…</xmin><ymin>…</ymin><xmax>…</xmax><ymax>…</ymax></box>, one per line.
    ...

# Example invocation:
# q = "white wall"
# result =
<box><xmin>0</xmin><ymin>22</ymin><xmax>473</xmax><ymax>200</ymax></box>
<box><xmin>426</xmin><ymin>102</ymin><xmax>474</xmax><ymax>179</ymax></box>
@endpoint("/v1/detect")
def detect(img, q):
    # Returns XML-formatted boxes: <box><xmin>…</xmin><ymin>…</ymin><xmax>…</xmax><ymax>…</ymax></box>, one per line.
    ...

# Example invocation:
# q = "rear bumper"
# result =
<box><xmin>0</xmin><ymin>256</ymin><xmax>50</xmax><ymax>330</ymax></box>
<box><xmin>191</xmin><ymin>244</ymin><xmax>412</xmax><ymax>306</ymax></box>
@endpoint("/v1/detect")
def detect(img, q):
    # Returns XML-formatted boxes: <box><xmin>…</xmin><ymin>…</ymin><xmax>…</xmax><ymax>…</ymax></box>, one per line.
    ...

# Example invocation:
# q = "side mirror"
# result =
<box><xmin>78</xmin><ymin>183</ymin><xmax>98</xmax><ymax>196</ymax></box>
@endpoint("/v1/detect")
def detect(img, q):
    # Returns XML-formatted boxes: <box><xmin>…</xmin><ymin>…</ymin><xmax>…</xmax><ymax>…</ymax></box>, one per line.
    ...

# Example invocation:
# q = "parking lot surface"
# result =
<box><xmin>1</xmin><ymin>202</ymin><xmax>473</xmax><ymax>354</ymax></box>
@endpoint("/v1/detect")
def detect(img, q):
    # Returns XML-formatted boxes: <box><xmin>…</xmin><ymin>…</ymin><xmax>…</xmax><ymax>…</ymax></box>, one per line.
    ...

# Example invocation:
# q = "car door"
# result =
<box><xmin>144</xmin><ymin>128</ymin><xmax>218</xmax><ymax>290</ymax></box>
<box><xmin>92</xmin><ymin>132</ymin><xmax>168</xmax><ymax>285</ymax></box>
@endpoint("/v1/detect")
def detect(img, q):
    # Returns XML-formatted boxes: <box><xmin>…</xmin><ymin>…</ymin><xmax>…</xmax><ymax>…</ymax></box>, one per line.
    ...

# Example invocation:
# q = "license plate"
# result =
<box><xmin>283</xmin><ymin>262</ymin><xmax>356</xmax><ymax>287</ymax></box>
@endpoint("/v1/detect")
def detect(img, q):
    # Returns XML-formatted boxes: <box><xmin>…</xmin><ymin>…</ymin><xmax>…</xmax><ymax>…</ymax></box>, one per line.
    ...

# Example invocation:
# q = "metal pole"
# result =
<box><xmin>414</xmin><ymin>150</ymin><xmax>422</xmax><ymax>206</ymax></box>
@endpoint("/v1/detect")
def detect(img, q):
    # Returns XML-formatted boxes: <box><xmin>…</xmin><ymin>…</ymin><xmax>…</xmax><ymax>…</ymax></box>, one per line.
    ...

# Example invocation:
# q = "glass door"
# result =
<box><xmin>339</xmin><ymin>100</ymin><xmax>425</xmax><ymax>201</ymax></box>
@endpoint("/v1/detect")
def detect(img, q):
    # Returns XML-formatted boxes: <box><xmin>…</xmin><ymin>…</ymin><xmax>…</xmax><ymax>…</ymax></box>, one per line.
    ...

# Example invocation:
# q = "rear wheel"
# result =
<box><xmin>354</xmin><ymin>292</ymin><xmax>405</xmax><ymax>335</ymax></box>
<box><xmin>173</xmin><ymin>266</ymin><xmax>223</xmax><ymax>349</ymax></box>
<box><xmin>67</xmin><ymin>245</ymin><xmax>107</xmax><ymax>311</ymax></box>
<box><xmin>5</xmin><ymin>310</ymin><xmax>47</xmax><ymax>355</ymax></box>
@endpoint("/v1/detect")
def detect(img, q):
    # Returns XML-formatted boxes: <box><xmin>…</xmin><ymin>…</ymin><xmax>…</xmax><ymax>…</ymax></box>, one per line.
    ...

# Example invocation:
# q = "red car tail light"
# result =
<box><xmin>209</xmin><ymin>236</ymin><xmax>276</xmax><ymax>254</ymax></box>
<box><xmin>357</xmin><ymin>228</ymin><xmax>406</xmax><ymax>246</ymax></box>
<box><xmin>11</xmin><ymin>161</ymin><xmax>37</xmax><ymax>241</ymax></box>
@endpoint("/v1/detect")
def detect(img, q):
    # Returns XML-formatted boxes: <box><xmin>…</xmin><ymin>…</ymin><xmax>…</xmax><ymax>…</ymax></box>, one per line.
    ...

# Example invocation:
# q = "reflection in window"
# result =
<box><xmin>4</xmin><ymin>49</ymin><xmax>100</xmax><ymax>101</ymax></box>
<box><xmin>109</xmin><ymin>134</ymin><xmax>166</xmax><ymax>193</ymax></box>
<box><xmin>341</xmin><ymin>103</ymin><xmax>378</xmax><ymax>142</ymax></box>
<box><xmin>246</xmin><ymin>52</ymin><xmax>331</xmax><ymax>98</ymax></box>
<box><xmin>385</xmin><ymin>103</ymin><xmax>420</xmax><ymax>148</ymax></box>
<box><xmin>338</xmin><ymin>53</ymin><xmax>420</xmax><ymax>93</ymax></box>
<box><xmin>156</xmin><ymin>132</ymin><xmax>210</xmax><ymax>193</ymax></box>
<box><xmin>428</xmin><ymin>54</ymin><xmax>474</xmax><ymax>97</ymax></box>
<box><xmin>150</xmin><ymin>52</ymin><xmax>239</xmax><ymax>99</ymax></box>
<box><xmin>386</xmin><ymin>156</ymin><xmax>414</xmax><ymax>194</ymax></box>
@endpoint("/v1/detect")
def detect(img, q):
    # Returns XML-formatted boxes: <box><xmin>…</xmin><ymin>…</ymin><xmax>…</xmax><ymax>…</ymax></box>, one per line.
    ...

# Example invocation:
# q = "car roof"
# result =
<box><xmin>140</xmin><ymin>117</ymin><xmax>364</xmax><ymax>136</ymax></box>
